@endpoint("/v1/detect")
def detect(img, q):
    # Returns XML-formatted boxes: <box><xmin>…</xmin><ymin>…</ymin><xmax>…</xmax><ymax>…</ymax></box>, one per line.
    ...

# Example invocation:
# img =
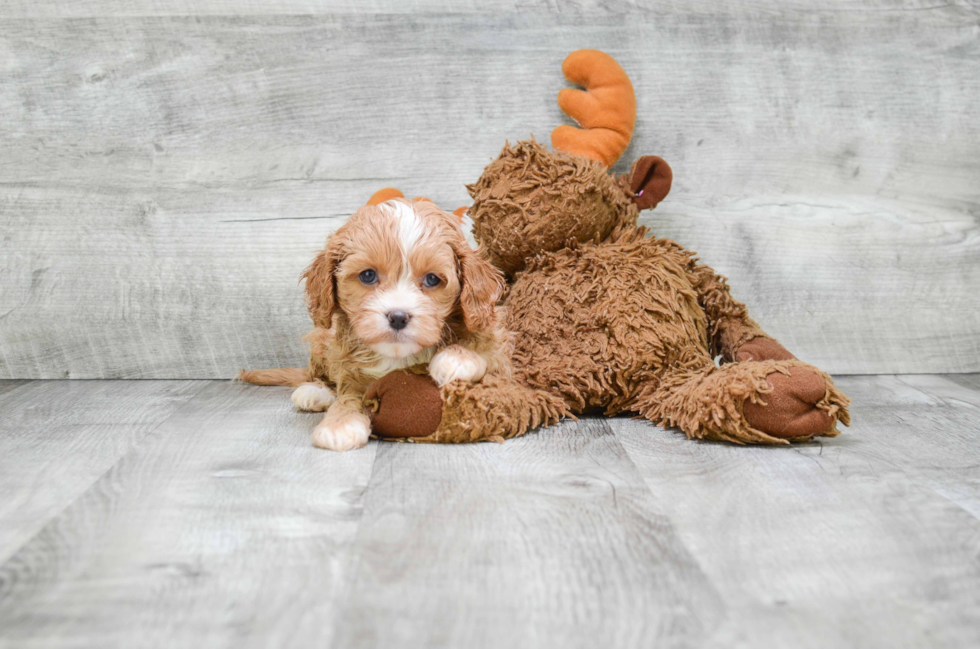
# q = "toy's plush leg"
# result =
<box><xmin>634</xmin><ymin>358</ymin><xmax>850</xmax><ymax>445</ymax></box>
<box><xmin>365</xmin><ymin>371</ymin><xmax>567</xmax><ymax>443</ymax></box>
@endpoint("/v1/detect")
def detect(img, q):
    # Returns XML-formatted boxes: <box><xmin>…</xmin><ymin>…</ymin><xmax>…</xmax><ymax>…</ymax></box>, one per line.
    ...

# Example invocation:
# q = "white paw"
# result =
<box><xmin>429</xmin><ymin>347</ymin><xmax>487</xmax><ymax>387</ymax></box>
<box><xmin>291</xmin><ymin>383</ymin><xmax>335</xmax><ymax>412</ymax></box>
<box><xmin>312</xmin><ymin>413</ymin><xmax>371</xmax><ymax>452</ymax></box>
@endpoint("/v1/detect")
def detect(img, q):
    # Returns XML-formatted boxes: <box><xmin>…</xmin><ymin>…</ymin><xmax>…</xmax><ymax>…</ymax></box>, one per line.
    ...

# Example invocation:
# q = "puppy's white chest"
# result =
<box><xmin>363</xmin><ymin>347</ymin><xmax>436</xmax><ymax>378</ymax></box>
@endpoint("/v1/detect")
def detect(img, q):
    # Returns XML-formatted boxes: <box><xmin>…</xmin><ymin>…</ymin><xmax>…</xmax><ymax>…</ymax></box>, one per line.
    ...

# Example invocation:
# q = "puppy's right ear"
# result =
<box><xmin>301</xmin><ymin>236</ymin><xmax>342</xmax><ymax>328</ymax></box>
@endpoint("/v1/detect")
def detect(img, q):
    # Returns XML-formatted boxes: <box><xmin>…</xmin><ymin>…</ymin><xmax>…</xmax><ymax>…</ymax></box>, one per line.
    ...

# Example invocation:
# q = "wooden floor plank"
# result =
<box><xmin>0</xmin><ymin>381</ymin><xmax>377</xmax><ymax>648</ymax></box>
<box><xmin>943</xmin><ymin>372</ymin><xmax>980</xmax><ymax>394</ymax></box>
<box><xmin>0</xmin><ymin>380</ymin><xmax>203</xmax><ymax>563</ymax></box>
<box><xmin>329</xmin><ymin>419</ymin><xmax>723</xmax><ymax>649</ymax></box>
<box><xmin>1</xmin><ymin>376</ymin><xmax>978</xmax><ymax>647</ymax></box>
<box><xmin>0</xmin><ymin>380</ymin><xmax>30</xmax><ymax>397</ymax></box>
<box><xmin>609</xmin><ymin>374</ymin><xmax>980</xmax><ymax>649</ymax></box>
<box><xmin>828</xmin><ymin>374</ymin><xmax>980</xmax><ymax>519</ymax></box>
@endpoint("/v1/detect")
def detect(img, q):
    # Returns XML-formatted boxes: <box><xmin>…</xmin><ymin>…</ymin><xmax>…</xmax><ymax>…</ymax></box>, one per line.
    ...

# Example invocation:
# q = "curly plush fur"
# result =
<box><xmin>468</xmin><ymin>140</ymin><xmax>637</xmax><ymax>276</ymax></box>
<box><xmin>368</xmin><ymin>141</ymin><xmax>850</xmax><ymax>445</ymax></box>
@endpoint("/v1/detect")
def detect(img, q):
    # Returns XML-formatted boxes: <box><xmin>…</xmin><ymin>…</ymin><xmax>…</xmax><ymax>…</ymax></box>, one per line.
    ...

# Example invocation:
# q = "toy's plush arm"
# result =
<box><xmin>687</xmin><ymin>262</ymin><xmax>795</xmax><ymax>363</ymax></box>
<box><xmin>365</xmin><ymin>370</ymin><xmax>567</xmax><ymax>443</ymax></box>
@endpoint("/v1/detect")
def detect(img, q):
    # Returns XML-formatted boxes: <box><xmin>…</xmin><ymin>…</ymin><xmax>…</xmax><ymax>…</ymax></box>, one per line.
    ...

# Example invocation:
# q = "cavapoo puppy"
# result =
<box><xmin>240</xmin><ymin>198</ymin><xmax>507</xmax><ymax>452</ymax></box>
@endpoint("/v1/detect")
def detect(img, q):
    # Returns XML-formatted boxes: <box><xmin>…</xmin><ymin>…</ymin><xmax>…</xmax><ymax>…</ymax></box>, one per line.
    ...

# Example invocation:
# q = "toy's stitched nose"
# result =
<box><xmin>387</xmin><ymin>311</ymin><xmax>410</xmax><ymax>330</ymax></box>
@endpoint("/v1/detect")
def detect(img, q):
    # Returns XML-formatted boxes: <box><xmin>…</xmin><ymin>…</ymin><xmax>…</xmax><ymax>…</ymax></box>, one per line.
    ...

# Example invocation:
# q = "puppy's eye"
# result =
<box><xmin>422</xmin><ymin>273</ymin><xmax>442</xmax><ymax>288</ymax></box>
<box><xmin>358</xmin><ymin>269</ymin><xmax>378</xmax><ymax>285</ymax></box>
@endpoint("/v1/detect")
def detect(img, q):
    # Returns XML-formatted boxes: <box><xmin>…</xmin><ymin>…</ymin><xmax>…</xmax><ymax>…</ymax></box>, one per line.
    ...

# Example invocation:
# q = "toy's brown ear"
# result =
<box><xmin>629</xmin><ymin>156</ymin><xmax>673</xmax><ymax>210</ymax></box>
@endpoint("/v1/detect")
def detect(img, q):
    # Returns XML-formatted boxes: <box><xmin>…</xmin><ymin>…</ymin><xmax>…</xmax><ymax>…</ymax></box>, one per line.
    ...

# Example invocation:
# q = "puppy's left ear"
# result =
<box><xmin>301</xmin><ymin>235</ymin><xmax>344</xmax><ymax>328</ymax></box>
<box><xmin>457</xmin><ymin>246</ymin><xmax>504</xmax><ymax>332</ymax></box>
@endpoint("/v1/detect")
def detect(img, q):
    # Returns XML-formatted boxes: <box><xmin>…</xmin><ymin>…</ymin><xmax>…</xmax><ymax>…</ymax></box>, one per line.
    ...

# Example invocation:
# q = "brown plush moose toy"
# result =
<box><xmin>243</xmin><ymin>49</ymin><xmax>850</xmax><ymax>447</ymax></box>
<box><xmin>361</xmin><ymin>49</ymin><xmax>850</xmax><ymax>445</ymax></box>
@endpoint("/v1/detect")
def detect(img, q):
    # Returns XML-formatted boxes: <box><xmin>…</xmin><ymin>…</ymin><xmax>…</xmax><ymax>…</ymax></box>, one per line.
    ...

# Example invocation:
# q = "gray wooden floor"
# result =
<box><xmin>1</xmin><ymin>375</ymin><xmax>978</xmax><ymax>648</ymax></box>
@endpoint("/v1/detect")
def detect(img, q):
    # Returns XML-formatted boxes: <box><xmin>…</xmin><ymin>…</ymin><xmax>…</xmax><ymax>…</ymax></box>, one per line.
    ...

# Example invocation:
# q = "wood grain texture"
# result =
<box><xmin>331</xmin><ymin>419</ymin><xmax>722</xmax><ymax>648</ymax></box>
<box><xmin>1</xmin><ymin>6</ymin><xmax>978</xmax><ymax>378</ymax></box>
<box><xmin>0</xmin><ymin>379</ymin><xmax>203</xmax><ymax>563</ymax></box>
<box><xmin>0</xmin><ymin>381</ymin><xmax>377</xmax><ymax>648</ymax></box>
<box><xmin>0</xmin><ymin>376</ymin><xmax>978</xmax><ymax>646</ymax></box>
<box><xmin>610</xmin><ymin>373</ymin><xmax>980</xmax><ymax>649</ymax></box>
<box><xmin>2</xmin><ymin>0</ymin><xmax>977</xmax><ymax>17</ymax></box>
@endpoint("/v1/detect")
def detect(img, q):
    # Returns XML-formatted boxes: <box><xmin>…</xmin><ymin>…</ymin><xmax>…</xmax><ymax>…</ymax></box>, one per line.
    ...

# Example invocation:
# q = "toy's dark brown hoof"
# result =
<box><xmin>364</xmin><ymin>371</ymin><xmax>443</xmax><ymax>439</ymax></box>
<box><xmin>736</xmin><ymin>337</ymin><xmax>796</xmax><ymax>362</ymax></box>
<box><xmin>742</xmin><ymin>367</ymin><xmax>834</xmax><ymax>440</ymax></box>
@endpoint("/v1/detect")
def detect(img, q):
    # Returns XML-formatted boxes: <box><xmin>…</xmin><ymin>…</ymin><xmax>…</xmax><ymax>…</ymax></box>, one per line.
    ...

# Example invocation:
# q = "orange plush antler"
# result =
<box><xmin>366</xmin><ymin>187</ymin><xmax>405</xmax><ymax>206</ymax></box>
<box><xmin>550</xmin><ymin>49</ymin><xmax>636</xmax><ymax>168</ymax></box>
<box><xmin>366</xmin><ymin>188</ymin><xmax>439</xmax><ymax>207</ymax></box>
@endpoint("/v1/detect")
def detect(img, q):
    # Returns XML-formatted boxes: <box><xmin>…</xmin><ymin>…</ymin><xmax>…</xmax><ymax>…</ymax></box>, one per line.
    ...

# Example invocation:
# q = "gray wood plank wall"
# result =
<box><xmin>1</xmin><ymin>1</ymin><xmax>978</xmax><ymax>378</ymax></box>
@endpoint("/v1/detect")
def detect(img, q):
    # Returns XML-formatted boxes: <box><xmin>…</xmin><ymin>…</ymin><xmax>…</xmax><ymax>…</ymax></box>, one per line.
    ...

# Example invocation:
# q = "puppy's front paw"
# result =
<box><xmin>291</xmin><ymin>382</ymin><xmax>335</xmax><ymax>412</ymax></box>
<box><xmin>429</xmin><ymin>347</ymin><xmax>488</xmax><ymax>387</ymax></box>
<box><xmin>312</xmin><ymin>412</ymin><xmax>371</xmax><ymax>452</ymax></box>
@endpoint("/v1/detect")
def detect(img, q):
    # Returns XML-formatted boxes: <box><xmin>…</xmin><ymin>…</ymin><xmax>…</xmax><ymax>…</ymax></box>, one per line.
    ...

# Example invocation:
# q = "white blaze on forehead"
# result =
<box><xmin>370</xmin><ymin>201</ymin><xmax>429</xmax><ymax>318</ymax></box>
<box><xmin>379</xmin><ymin>199</ymin><xmax>425</xmax><ymax>255</ymax></box>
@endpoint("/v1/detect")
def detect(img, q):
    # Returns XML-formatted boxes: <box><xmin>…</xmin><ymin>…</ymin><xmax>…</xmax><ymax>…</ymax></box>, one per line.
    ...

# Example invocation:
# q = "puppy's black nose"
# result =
<box><xmin>387</xmin><ymin>311</ymin><xmax>410</xmax><ymax>330</ymax></box>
